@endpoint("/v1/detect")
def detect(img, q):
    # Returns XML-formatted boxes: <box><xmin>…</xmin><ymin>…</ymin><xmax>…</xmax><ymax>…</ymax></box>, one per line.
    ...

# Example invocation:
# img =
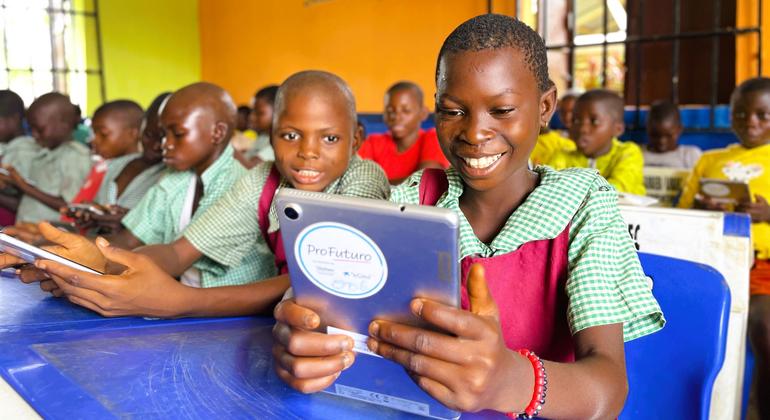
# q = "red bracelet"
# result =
<box><xmin>506</xmin><ymin>349</ymin><xmax>547</xmax><ymax>419</ymax></box>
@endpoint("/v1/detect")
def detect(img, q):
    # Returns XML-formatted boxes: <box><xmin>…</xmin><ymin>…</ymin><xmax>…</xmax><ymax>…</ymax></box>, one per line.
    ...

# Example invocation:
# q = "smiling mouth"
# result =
<box><xmin>293</xmin><ymin>168</ymin><xmax>323</xmax><ymax>184</ymax></box>
<box><xmin>461</xmin><ymin>153</ymin><xmax>503</xmax><ymax>169</ymax></box>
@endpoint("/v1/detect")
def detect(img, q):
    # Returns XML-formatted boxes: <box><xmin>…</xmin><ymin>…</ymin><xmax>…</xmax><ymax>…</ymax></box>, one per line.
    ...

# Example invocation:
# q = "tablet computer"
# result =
<box><xmin>699</xmin><ymin>178</ymin><xmax>751</xmax><ymax>205</ymax></box>
<box><xmin>275</xmin><ymin>189</ymin><xmax>461</xmax><ymax>419</ymax></box>
<box><xmin>0</xmin><ymin>232</ymin><xmax>102</xmax><ymax>275</ymax></box>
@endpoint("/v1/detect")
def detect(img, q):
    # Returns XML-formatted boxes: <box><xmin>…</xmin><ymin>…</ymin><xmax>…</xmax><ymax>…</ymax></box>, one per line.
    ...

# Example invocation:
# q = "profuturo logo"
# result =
<box><xmin>295</xmin><ymin>222</ymin><xmax>388</xmax><ymax>299</ymax></box>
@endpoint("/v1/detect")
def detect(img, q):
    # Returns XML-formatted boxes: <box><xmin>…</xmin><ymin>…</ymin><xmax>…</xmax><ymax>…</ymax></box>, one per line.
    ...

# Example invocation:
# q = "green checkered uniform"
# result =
<box><xmin>122</xmin><ymin>144</ymin><xmax>246</xmax><ymax>246</ymax></box>
<box><xmin>184</xmin><ymin>156</ymin><xmax>390</xmax><ymax>288</ymax></box>
<box><xmin>390</xmin><ymin>165</ymin><xmax>665</xmax><ymax>341</ymax></box>
<box><xmin>94</xmin><ymin>153</ymin><xmax>165</xmax><ymax>209</ymax></box>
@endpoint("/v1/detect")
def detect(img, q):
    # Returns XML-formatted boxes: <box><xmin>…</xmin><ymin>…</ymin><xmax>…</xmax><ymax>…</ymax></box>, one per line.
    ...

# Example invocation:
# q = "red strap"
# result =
<box><xmin>258</xmin><ymin>165</ymin><xmax>288</xmax><ymax>274</ymax></box>
<box><xmin>418</xmin><ymin>168</ymin><xmax>449</xmax><ymax>205</ymax></box>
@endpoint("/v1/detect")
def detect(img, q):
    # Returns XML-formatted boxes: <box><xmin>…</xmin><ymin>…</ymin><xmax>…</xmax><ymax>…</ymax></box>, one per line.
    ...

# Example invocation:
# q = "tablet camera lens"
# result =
<box><xmin>284</xmin><ymin>206</ymin><xmax>300</xmax><ymax>220</ymax></box>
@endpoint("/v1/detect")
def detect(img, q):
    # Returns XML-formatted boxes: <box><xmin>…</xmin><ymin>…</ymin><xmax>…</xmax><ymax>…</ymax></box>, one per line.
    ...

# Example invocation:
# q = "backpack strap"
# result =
<box><xmin>418</xmin><ymin>168</ymin><xmax>449</xmax><ymax>206</ymax></box>
<box><xmin>257</xmin><ymin>165</ymin><xmax>288</xmax><ymax>274</ymax></box>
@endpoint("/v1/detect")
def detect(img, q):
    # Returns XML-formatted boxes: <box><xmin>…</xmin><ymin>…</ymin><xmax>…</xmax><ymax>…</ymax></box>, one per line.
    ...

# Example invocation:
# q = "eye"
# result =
<box><xmin>758</xmin><ymin>112</ymin><xmax>770</xmax><ymax>121</ymax></box>
<box><xmin>437</xmin><ymin>107</ymin><xmax>464</xmax><ymax>118</ymax></box>
<box><xmin>322</xmin><ymin>134</ymin><xmax>340</xmax><ymax>144</ymax></box>
<box><xmin>491</xmin><ymin>108</ymin><xmax>515</xmax><ymax>116</ymax></box>
<box><xmin>733</xmin><ymin>111</ymin><xmax>747</xmax><ymax>120</ymax></box>
<box><xmin>281</xmin><ymin>132</ymin><xmax>300</xmax><ymax>141</ymax></box>
<box><xmin>590</xmin><ymin>118</ymin><xmax>600</xmax><ymax>126</ymax></box>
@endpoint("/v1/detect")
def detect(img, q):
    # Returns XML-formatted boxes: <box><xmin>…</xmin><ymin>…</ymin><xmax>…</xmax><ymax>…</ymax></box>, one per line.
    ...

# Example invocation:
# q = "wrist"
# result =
<box><xmin>490</xmin><ymin>349</ymin><xmax>534</xmax><ymax>413</ymax></box>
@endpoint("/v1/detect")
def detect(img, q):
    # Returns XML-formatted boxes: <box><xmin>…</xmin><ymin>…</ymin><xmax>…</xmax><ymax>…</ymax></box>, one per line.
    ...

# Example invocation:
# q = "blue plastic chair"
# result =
<box><xmin>619</xmin><ymin>253</ymin><xmax>731</xmax><ymax>420</ymax></box>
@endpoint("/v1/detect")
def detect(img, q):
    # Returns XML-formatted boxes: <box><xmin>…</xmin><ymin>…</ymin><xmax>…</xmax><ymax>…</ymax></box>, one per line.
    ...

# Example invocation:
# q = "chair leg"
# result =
<box><xmin>748</xmin><ymin>296</ymin><xmax>770</xmax><ymax>420</ymax></box>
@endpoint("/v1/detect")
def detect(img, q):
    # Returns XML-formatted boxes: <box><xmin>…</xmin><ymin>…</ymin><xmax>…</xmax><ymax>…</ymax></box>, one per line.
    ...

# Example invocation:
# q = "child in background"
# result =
<box><xmin>643</xmin><ymin>100</ymin><xmax>701</xmax><ymax>168</ymax></box>
<box><xmin>102</xmin><ymin>82</ymin><xmax>247</xmax><ymax>253</ymax></box>
<box><xmin>235</xmin><ymin>85</ymin><xmax>278</xmax><ymax>168</ymax></box>
<box><xmin>272</xmin><ymin>15</ymin><xmax>663</xmax><ymax>419</ymax></box>
<box><xmin>677</xmin><ymin>78</ymin><xmax>770</xmax><ymax>416</ymax></box>
<box><xmin>0</xmin><ymin>90</ymin><xmax>38</xmax><ymax>224</ymax></box>
<box><xmin>18</xmin><ymin>71</ymin><xmax>389</xmax><ymax>319</ymax></box>
<box><xmin>557</xmin><ymin>92</ymin><xmax>578</xmax><ymax>135</ymax></box>
<box><xmin>78</xmin><ymin>95</ymin><xmax>168</xmax><ymax>233</ymax></box>
<box><xmin>358</xmin><ymin>81</ymin><xmax>449</xmax><ymax>184</ymax></box>
<box><xmin>0</xmin><ymin>93</ymin><xmax>91</xmax><ymax>222</ymax></box>
<box><xmin>530</xmin><ymin>126</ymin><xmax>574</xmax><ymax>166</ymax></box>
<box><xmin>550</xmin><ymin>89</ymin><xmax>646</xmax><ymax>195</ymax></box>
<box><xmin>231</xmin><ymin>105</ymin><xmax>256</xmax><ymax>153</ymax></box>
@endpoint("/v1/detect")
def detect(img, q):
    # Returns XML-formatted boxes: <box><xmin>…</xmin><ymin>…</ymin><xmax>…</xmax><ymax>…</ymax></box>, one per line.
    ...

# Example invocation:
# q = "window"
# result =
<box><xmin>519</xmin><ymin>0</ymin><xmax>763</xmax><ymax>129</ymax></box>
<box><xmin>0</xmin><ymin>0</ymin><xmax>104</xmax><ymax>111</ymax></box>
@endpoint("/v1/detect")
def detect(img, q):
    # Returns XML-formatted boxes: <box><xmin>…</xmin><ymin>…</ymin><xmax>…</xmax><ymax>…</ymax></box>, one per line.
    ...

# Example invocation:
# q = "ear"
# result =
<box><xmin>352</xmin><ymin>123</ymin><xmax>364</xmax><ymax>153</ymax></box>
<box><xmin>539</xmin><ymin>86</ymin><xmax>558</xmax><ymax>128</ymax></box>
<box><xmin>212</xmin><ymin>122</ymin><xmax>228</xmax><ymax>145</ymax></box>
<box><xmin>613</xmin><ymin>119</ymin><xmax>625</xmax><ymax>138</ymax></box>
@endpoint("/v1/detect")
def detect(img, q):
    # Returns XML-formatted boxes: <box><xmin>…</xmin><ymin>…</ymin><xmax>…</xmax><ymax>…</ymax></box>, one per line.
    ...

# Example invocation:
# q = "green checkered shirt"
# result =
<box><xmin>184</xmin><ymin>156</ymin><xmax>390</xmax><ymax>288</ymax></box>
<box><xmin>390</xmin><ymin>166</ymin><xmax>665</xmax><ymax>341</ymax></box>
<box><xmin>122</xmin><ymin>144</ymin><xmax>246</xmax><ymax>248</ymax></box>
<box><xmin>16</xmin><ymin>140</ymin><xmax>92</xmax><ymax>223</ymax></box>
<box><xmin>94</xmin><ymin>153</ymin><xmax>165</xmax><ymax>209</ymax></box>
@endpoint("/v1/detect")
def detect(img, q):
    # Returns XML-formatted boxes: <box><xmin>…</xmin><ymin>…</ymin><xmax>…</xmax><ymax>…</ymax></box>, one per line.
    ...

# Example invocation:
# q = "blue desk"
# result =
<box><xmin>0</xmin><ymin>275</ymin><xmax>507</xmax><ymax>419</ymax></box>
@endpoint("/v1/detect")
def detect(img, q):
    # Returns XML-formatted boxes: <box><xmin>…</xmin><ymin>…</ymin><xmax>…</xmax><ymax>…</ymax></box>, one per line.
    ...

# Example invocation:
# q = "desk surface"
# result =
<box><xmin>0</xmin><ymin>274</ymin><xmax>507</xmax><ymax>419</ymax></box>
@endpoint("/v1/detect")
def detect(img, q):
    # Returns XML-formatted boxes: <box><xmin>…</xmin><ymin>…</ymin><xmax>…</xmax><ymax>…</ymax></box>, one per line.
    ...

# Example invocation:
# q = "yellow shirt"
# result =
<box><xmin>531</xmin><ymin>130</ymin><xmax>575</xmax><ymax>166</ymax></box>
<box><xmin>678</xmin><ymin>143</ymin><xmax>770</xmax><ymax>259</ymax></box>
<box><xmin>549</xmin><ymin>138</ymin><xmax>646</xmax><ymax>195</ymax></box>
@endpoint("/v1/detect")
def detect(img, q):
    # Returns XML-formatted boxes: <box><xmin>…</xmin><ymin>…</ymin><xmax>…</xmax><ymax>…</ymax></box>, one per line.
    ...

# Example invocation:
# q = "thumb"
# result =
<box><xmin>38</xmin><ymin>222</ymin><xmax>81</xmax><ymax>248</ymax></box>
<box><xmin>94</xmin><ymin>237</ymin><xmax>137</xmax><ymax>271</ymax></box>
<box><xmin>756</xmin><ymin>194</ymin><xmax>768</xmax><ymax>204</ymax></box>
<box><xmin>467</xmin><ymin>263</ymin><xmax>499</xmax><ymax>320</ymax></box>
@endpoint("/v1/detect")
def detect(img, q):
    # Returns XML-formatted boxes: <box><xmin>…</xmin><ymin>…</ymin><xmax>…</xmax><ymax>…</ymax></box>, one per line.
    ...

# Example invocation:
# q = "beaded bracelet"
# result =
<box><xmin>506</xmin><ymin>349</ymin><xmax>547</xmax><ymax>419</ymax></box>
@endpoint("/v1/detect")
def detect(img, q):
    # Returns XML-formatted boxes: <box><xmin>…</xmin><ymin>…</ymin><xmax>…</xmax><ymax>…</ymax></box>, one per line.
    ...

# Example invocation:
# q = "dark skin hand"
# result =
<box><xmin>0</xmin><ymin>222</ymin><xmax>110</xmax><ymax>297</ymax></box>
<box><xmin>274</xmin><ymin>265</ymin><xmax>628</xmax><ymax>418</ymax></box>
<box><xmin>0</xmin><ymin>165</ymin><xmax>67</xmax><ymax>212</ymax></box>
<box><xmin>36</xmin><ymin>240</ymin><xmax>290</xmax><ymax>318</ymax></box>
<box><xmin>738</xmin><ymin>194</ymin><xmax>770</xmax><ymax>222</ymax></box>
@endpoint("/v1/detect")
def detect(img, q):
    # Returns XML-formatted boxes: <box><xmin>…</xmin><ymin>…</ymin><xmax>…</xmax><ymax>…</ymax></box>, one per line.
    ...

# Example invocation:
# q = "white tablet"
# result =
<box><xmin>275</xmin><ymin>189</ymin><xmax>461</xmax><ymax>419</ymax></box>
<box><xmin>0</xmin><ymin>232</ymin><xmax>102</xmax><ymax>275</ymax></box>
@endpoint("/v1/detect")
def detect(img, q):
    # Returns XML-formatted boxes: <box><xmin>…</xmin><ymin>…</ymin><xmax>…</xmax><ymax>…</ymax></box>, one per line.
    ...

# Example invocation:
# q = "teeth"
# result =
<box><xmin>298</xmin><ymin>169</ymin><xmax>319</xmax><ymax>177</ymax></box>
<box><xmin>462</xmin><ymin>153</ymin><xmax>502</xmax><ymax>169</ymax></box>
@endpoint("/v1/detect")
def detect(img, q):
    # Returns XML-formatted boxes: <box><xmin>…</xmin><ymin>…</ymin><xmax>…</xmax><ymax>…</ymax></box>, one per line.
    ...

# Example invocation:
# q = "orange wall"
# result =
<box><xmin>736</xmin><ymin>0</ymin><xmax>770</xmax><ymax>84</ymax></box>
<box><xmin>199</xmin><ymin>0</ymin><xmax>515</xmax><ymax>112</ymax></box>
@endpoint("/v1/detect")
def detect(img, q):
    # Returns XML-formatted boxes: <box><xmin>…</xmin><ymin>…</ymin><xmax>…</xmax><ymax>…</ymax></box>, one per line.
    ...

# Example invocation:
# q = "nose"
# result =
<box><xmin>297</xmin><ymin>138</ymin><xmax>320</xmax><ymax>159</ymax></box>
<box><xmin>464</xmin><ymin>112</ymin><xmax>494</xmax><ymax>144</ymax></box>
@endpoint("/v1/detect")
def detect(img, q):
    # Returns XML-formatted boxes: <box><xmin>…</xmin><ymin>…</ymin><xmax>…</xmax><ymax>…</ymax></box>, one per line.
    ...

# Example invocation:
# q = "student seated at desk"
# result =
<box><xmin>0</xmin><ymin>90</ymin><xmax>40</xmax><ymax>225</ymax></box>
<box><xmin>0</xmin><ymin>93</ymin><xmax>92</xmax><ymax>223</ymax></box>
<box><xmin>358</xmin><ymin>81</ymin><xmax>449</xmax><ymax>184</ymax></box>
<box><xmin>549</xmin><ymin>89</ymin><xmax>646</xmax><ymax>195</ymax></box>
<box><xmin>67</xmin><ymin>95</ymin><xmax>168</xmax><ymax>234</ymax></box>
<box><xmin>677</xmin><ymin>77</ymin><xmax>770</xmax><ymax>418</ymax></box>
<box><xmin>642</xmin><ymin>100</ymin><xmax>701</xmax><ymax>169</ymax></box>
<box><xmin>11</xmin><ymin>71</ymin><xmax>389</xmax><ymax>318</ymax></box>
<box><xmin>234</xmin><ymin>85</ymin><xmax>278</xmax><ymax>168</ymax></box>
<box><xmin>272</xmin><ymin>14</ymin><xmax>664</xmax><ymax>419</ymax></box>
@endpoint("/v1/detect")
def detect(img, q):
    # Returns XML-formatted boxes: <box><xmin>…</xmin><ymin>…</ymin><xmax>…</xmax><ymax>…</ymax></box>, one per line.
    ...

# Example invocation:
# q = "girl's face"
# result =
<box><xmin>434</xmin><ymin>47</ymin><xmax>556</xmax><ymax>193</ymax></box>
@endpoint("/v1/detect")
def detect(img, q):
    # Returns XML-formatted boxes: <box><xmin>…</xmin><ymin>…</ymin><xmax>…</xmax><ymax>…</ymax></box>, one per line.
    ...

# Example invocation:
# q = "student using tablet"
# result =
<box><xmin>678</xmin><ymin>77</ymin><xmax>770</xmax><ymax>417</ymax></box>
<box><xmin>8</xmin><ymin>71</ymin><xmax>389</xmax><ymax>318</ymax></box>
<box><xmin>271</xmin><ymin>15</ymin><xmax>664</xmax><ymax>419</ymax></box>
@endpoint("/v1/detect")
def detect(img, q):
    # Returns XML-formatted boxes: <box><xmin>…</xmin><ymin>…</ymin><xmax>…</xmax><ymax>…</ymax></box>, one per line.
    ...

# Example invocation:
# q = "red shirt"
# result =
<box><xmin>60</xmin><ymin>159</ymin><xmax>106</xmax><ymax>222</ymax></box>
<box><xmin>358</xmin><ymin>128</ymin><xmax>449</xmax><ymax>182</ymax></box>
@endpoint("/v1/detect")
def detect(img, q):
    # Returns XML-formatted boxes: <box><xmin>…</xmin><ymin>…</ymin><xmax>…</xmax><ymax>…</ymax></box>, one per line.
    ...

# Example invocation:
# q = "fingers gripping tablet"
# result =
<box><xmin>0</xmin><ymin>232</ymin><xmax>102</xmax><ymax>275</ymax></box>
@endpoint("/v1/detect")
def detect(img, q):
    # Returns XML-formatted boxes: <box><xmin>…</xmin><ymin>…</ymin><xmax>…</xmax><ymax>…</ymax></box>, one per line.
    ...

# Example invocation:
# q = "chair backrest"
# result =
<box><xmin>619</xmin><ymin>253</ymin><xmax>731</xmax><ymax>420</ymax></box>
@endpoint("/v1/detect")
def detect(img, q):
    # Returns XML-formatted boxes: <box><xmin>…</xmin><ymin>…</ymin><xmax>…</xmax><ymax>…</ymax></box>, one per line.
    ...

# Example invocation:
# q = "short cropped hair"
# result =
<box><xmin>237</xmin><ymin>105</ymin><xmax>251</xmax><ymax>115</ymax></box>
<box><xmin>436</xmin><ymin>14</ymin><xmax>553</xmax><ymax>92</ymax></box>
<box><xmin>648</xmin><ymin>100</ymin><xmax>681</xmax><ymax>125</ymax></box>
<box><xmin>0</xmin><ymin>90</ymin><xmax>25</xmax><ymax>119</ymax></box>
<box><xmin>93</xmin><ymin>99</ymin><xmax>144</xmax><ymax>129</ymax></box>
<box><xmin>255</xmin><ymin>85</ymin><xmax>279</xmax><ymax>105</ymax></box>
<box><xmin>577</xmin><ymin>89</ymin><xmax>625</xmax><ymax>121</ymax></box>
<box><xmin>386</xmin><ymin>81</ymin><xmax>424</xmax><ymax>104</ymax></box>
<box><xmin>731</xmin><ymin>77</ymin><xmax>770</xmax><ymax>107</ymax></box>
